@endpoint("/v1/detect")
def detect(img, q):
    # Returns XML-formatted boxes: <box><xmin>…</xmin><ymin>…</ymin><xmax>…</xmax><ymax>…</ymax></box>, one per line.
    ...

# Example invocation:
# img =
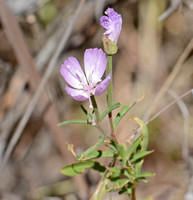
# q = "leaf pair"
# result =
<box><xmin>57</xmin><ymin>102</ymin><xmax>121</xmax><ymax>127</ymax></box>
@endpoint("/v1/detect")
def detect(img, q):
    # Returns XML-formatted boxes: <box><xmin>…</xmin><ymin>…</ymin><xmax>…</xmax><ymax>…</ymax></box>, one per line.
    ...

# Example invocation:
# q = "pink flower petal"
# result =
<box><xmin>60</xmin><ymin>57</ymin><xmax>87</xmax><ymax>89</ymax></box>
<box><xmin>100</xmin><ymin>16</ymin><xmax>110</xmax><ymax>30</ymax></box>
<box><xmin>65</xmin><ymin>85</ymin><xmax>88</xmax><ymax>101</ymax></box>
<box><xmin>84</xmin><ymin>48</ymin><xmax>107</xmax><ymax>84</ymax></box>
<box><xmin>94</xmin><ymin>72</ymin><xmax>112</xmax><ymax>96</ymax></box>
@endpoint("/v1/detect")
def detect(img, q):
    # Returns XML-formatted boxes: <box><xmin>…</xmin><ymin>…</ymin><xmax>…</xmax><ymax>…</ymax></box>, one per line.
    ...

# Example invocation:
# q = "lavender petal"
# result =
<box><xmin>94</xmin><ymin>72</ymin><xmax>112</xmax><ymax>96</ymax></box>
<box><xmin>65</xmin><ymin>85</ymin><xmax>88</xmax><ymax>101</ymax></box>
<box><xmin>100</xmin><ymin>7</ymin><xmax>122</xmax><ymax>44</ymax></box>
<box><xmin>100</xmin><ymin>16</ymin><xmax>110</xmax><ymax>29</ymax></box>
<box><xmin>84</xmin><ymin>48</ymin><xmax>107</xmax><ymax>84</ymax></box>
<box><xmin>60</xmin><ymin>57</ymin><xmax>87</xmax><ymax>89</ymax></box>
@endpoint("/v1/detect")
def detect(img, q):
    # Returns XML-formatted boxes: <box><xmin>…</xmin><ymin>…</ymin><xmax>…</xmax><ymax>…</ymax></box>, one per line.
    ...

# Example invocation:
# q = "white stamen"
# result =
<box><xmin>76</xmin><ymin>69</ymin><xmax>83</xmax><ymax>79</ymax></box>
<box><xmin>88</xmin><ymin>66</ymin><xmax>94</xmax><ymax>83</ymax></box>
<box><xmin>75</xmin><ymin>69</ymin><xmax>87</xmax><ymax>87</ymax></box>
<box><xmin>67</xmin><ymin>65</ymin><xmax>77</xmax><ymax>78</ymax></box>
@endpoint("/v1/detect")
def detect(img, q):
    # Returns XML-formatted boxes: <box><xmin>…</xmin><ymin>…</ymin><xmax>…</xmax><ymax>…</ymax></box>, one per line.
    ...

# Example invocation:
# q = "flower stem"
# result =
<box><xmin>91</xmin><ymin>95</ymin><xmax>100</xmax><ymax>124</ymax></box>
<box><xmin>106</xmin><ymin>55</ymin><xmax>115</xmax><ymax>137</ymax></box>
<box><xmin>131</xmin><ymin>183</ymin><xmax>136</xmax><ymax>200</ymax></box>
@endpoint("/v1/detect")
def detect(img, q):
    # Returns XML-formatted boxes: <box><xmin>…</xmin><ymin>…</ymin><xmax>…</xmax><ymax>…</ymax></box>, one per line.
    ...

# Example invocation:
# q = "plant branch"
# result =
<box><xmin>106</xmin><ymin>55</ymin><xmax>115</xmax><ymax>137</ymax></box>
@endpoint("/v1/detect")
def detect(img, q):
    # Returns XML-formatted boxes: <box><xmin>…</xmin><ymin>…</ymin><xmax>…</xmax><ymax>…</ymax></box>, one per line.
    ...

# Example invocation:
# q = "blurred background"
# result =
<box><xmin>0</xmin><ymin>0</ymin><xmax>193</xmax><ymax>199</ymax></box>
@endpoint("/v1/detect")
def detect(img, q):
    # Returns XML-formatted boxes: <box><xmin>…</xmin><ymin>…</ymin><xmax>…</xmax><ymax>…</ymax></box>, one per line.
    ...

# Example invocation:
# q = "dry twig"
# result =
<box><xmin>144</xmin><ymin>38</ymin><xmax>193</xmax><ymax>121</ymax></box>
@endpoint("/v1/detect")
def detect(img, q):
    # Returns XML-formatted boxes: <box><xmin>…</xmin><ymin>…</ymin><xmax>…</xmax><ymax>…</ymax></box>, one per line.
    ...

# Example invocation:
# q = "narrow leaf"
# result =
<box><xmin>133</xmin><ymin>117</ymin><xmax>148</xmax><ymax>151</ymax></box>
<box><xmin>109</xmin><ymin>167</ymin><xmax>122</xmax><ymax>174</ymax></box>
<box><xmin>118</xmin><ymin>143</ymin><xmax>127</xmax><ymax>159</ymax></box>
<box><xmin>101</xmin><ymin>151</ymin><xmax>114</xmax><ymax>158</ymax></box>
<box><xmin>114</xmin><ymin>102</ymin><xmax>136</xmax><ymax>130</ymax></box>
<box><xmin>132</xmin><ymin>117</ymin><xmax>150</xmax><ymax>174</ymax></box>
<box><xmin>105</xmin><ymin>137</ymin><xmax>119</xmax><ymax>153</ymax></box>
<box><xmin>61</xmin><ymin>161</ymin><xmax>106</xmax><ymax>176</ymax></box>
<box><xmin>77</xmin><ymin>136</ymin><xmax>105</xmax><ymax>160</ymax></box>
<box><xmin>126</xmin><ymin>135</ymin><xmax>143</xmax><ymax>160</ymax></box>
<box><xmin>80</xmin><ymin>150</ymin><xmax>114</xmax><ymax>160</ymax></box>
<box><xmin>106</xmin><ymin>179</ymin><xmax>129</xmax><ymax>192</ymax></box>
<box><xmin>135</xmin><ymin>172</ymin><xmax>155</xmax><ymax>179</ymax></box>
<box><xmin>57</xmin><ymin>119</ymin><xmax>88</xmax><ymax>127</ymax></box>
<box><xmin>108</xmin><ymin>168</ymin><xmax>132</xmax><ymax>180</ymax></box>
<box><xmin>82</xmin><ymin>150</ymin><xmax>102</xmax><ymax>160</ymax></box>
<box><xmin>135</xmin><ymin>160</ymin><xmax>143</xmax><ymax>175</ymax></box>
<box><xmin>61</xmin><ymin>161</ymin><xmax>95</xmax><ymax>176</ymax></box>
<box><xmin>99</xmin><ymin>102</ymin><xmax>121</xmax><ymax>122</ymax></box>
<box><xmin>130</xmin><ymin>150</ymin><xmax>154</xmax><ymax>163</ymax></box>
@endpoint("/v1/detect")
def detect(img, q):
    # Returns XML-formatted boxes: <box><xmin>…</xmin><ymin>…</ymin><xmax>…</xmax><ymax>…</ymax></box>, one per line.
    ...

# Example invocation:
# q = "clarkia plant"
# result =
<box><xmin>59</xmin><ymin>7</ymin><xmax>154</xmax><ymax>200</ymax></box>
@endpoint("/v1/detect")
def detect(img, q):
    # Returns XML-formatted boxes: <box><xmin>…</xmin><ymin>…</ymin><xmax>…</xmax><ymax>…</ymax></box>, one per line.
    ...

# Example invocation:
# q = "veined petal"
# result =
<box><xmin>65</xmin><ymin>85</ymin><xmax>88</xmax><ymax>101</ymax></box>
<box><xmin>84</xmin><ymin>48</ymin><xmax>107</xmax><ymax>84</ymax></box>
<box><xmin>60</xmin><ymin>57</ymin><xmax>87</xmax><ymax>89</ymax></box>
<box><xmin>94</xmin><ymin>72</ymin><xmax>112</xmax><ymax>96</ymax></box>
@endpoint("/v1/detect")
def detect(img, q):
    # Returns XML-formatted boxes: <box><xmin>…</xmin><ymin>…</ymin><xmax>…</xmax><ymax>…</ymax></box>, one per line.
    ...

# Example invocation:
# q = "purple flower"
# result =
<box><xmin>60</xmin><ymin>48</ymin><xmax>111</xmax><ymax>108</ymax></box>
<box><xmin>100</xmin><ymin>8</ymin><xmax>122</xmax><ymax>44</ymax></box>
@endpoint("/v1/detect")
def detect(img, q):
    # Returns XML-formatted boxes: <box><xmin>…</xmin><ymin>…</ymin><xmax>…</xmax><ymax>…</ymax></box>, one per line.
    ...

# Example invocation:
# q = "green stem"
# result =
<box><xmin>106</xmin><ymin>55</ymin><xmax>115</xmax><ymax>137</ymax></box>
<box><xmin>131</xmin><ymin>182</ymin><xmax>136</xmax><ymax>200</ymax></box>
<box><xmin>95</xmin><ymin>125</ymin><xmax>105</xmax><ymax>136</ymax></box>
<box><xmin>91</xmin><ymin>95</ymin><xmax>100</xmax><ymax>125</ymax></box>
<box><xmin>91</xmin><ymin>95</ymin><xmax>106</xmax><ymax>136</ymax></box>
<box><xmin>107</xmin><ymin>55</ymin><xmax>113</xmax><ymax>107</ymax></box>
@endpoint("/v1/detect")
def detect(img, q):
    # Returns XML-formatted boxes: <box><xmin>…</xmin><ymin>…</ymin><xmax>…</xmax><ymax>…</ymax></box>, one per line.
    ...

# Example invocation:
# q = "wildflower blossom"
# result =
<box><xmin>60</xmin><ymin>48</ymin><xmax>111</xmax><ymax>108</ymax></box>
<box><xmin>100</xmin><ymin>7</ymin><xmax>122</xmax><ymax>44</ymax></box>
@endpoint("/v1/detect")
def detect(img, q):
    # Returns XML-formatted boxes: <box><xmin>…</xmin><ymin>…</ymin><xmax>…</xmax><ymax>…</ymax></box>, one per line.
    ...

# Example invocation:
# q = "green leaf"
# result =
<box><xmin>130</xmin><ymin>150</ymin><xmax>154</xmax><ymax>163</ymax></box>
<box><xmin>105</xmin><ymin>137</ymin><xmax>119</xmax><ymax>153</ymax></box>
<box><xmin>57</xmin><ymin>119</ymin><xmax>88</xmax><ymax>127</ymax></box>
<box><xmin>106</xmin><ymin>179</ymin><xmax>129</xmax><ymax>192</ymax></box>
<box><xmin>108</xmin><ymin>168</ymin><xmax>132</xmax><ymax>180</ymax></box>
<box><xmin>92</xmin><ymin>161</ymin><xmax>106</xmax><ymax>173</ymax></box>
<box><xmin>101</xmin><ymin>151</ymin><xmax>114</xmax><ymax>158</ymax></box>
<box><xmin>61</xmin><ymin>161</ymin><xmax>95</xmax><ymax>176</ymax></box>
<box><xmin>80</xmin><ymin>150</ymin><xmax>114</xmax><ymax>160</ymax></box>
<box><xmin>61</xmin><ymin>161</ymin><xmax>106</xmax><ymax>176</ymax></box>
<box><xmin>135</xmin><ymin>160</ymin><xmax>143</xmax><ymax>176</ymax></box>
<box><xmin>109</xmin><ymin>167</ymin><xmax>122</xmax><ymax>174</ymax></box>
<box><xmin>135</xmin><ymin>172</ymin><xmax>155</xmax><ymax>179</ymax></box>
<box><xmin>77</xmin><ymin>136</ymin><xmax>105</xmax><ymax>160</ymax></box>
<box><xmin>133</xmin><ymin>117</ymin><xmax>148</xmax><ymax>152</ymax></box>
<box><xmin>99</xmin><ymin>102</ymin><xmax>121</xmax><ymax>122</ymax></box>
<box><xmin>82</xmin><ymin>150</ymin><xmax>102</xmax><ymax>160</ymax></box>
<box><xmin>126</xmin><ymin>135</ymin><xmax>143</xmax><ymax>160</ymax></box>
<box><xmin>118</xmin><ymin>183</ymin><xmax>132</xmax><ymax>195</ymax></box>
<box><xmin>118</xmin><ymin>143</ymin><xmax>127</xmax><ymax>159</ymax></box>
<box><xmin>114</xmin><ymin>102</ymin><xmax>136</xmax><ymax>130</ymax></box>
<box><xmin>132</xmin><ymin>117</ymin><xmax>150</xmax><ymax>174</ymax></box>
<box><xmin>116</xmin><ymin>179</ymin><xmax>129</xmax><ymax>188</ymax></box>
